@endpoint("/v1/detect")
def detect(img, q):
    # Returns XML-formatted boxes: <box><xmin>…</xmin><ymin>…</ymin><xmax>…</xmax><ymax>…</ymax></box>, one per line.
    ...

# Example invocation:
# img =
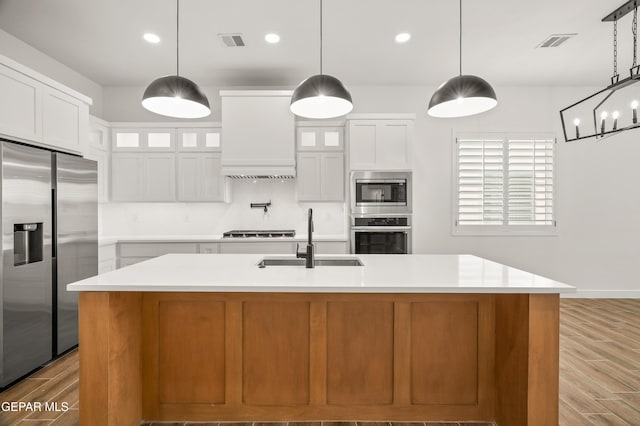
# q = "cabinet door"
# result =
<box><xmin>42</xmin><ymin>87</ymin><xmax>88</xmax><ymax>154</ymax></box>
<box><xmin>113</xmin><ymin>129</ymin><xmax>142</xmax><ymax>150</ymax></box>
<box><xmin>177</xmin><ymin>153</ymin><xmax>223</xmax><ymax>202</ymax></box>
<box><xmin>377</xmin><ymin>121</ymin><xmax>412</xmax><ymax>169</ymax></box>
<box><xmin>201</xmin><ymin>153</ymin><xmax>223</xmax><ymax>201</ymax></box>
<box><xmin>320</xmin><ymin>127</ymin><xmax>344</xmax><ymax>150</ymax></box>
<box><xmin>0</xmin><ymin>64</ymin><xmax>42</xmax><ymax>142</ymax></box>
<box><xmin>349</xmin><ymin>121</ymin><xmax>377</xmax><ymax>169</ymax></box>
<box><xmin>144</xmin><ymin>154</ymin><xmax>176</xmax><ymax>201</ymax></box>
<box><xmin>321</xmin><ymin>152</ymin><xmax>344</xmax><ymax>201</ymax></box>
<box><xmin>111</xmin><ymin>154</ymin><xmax>143</xmax><ymax>201</ymax></box>
<box><xmin>85</xmin><ymin>148</ymin><xmax>109</xmax><ymax>203</ymax></box>
<box><xmin>296</xmin><ymin>153</ymin><xmax>322</xmax><ymax>201</ymax></box>
<box><xmin>177</xmin><ymin>154</ymin><xmax>200</xmax><ymax>201</ymax></box>
<box><xmin>297</xmin><ymin>128</ymin><xmax>320</xmax><ymax>151</ymax></box>
<box><xmin>219</xmin><ymin>242</ymin><xmax>295</xmax><ymax>254</ymax></box>
<box><xmin>178</xmin><ymin>128</ymin><xmax>221</xmax><ymax>151</ymax></box>
<box><xmin>89</xmin><ymin>118</ymin><xmax>110</xmax><ymax>151</ymax></box>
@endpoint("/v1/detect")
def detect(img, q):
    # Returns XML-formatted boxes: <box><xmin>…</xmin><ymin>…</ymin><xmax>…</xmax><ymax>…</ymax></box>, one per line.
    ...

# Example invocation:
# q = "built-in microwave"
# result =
<box><xmin>350</xmin><ymin>171</ymin><xmax>412</xmax><ymax>214</ymax></box>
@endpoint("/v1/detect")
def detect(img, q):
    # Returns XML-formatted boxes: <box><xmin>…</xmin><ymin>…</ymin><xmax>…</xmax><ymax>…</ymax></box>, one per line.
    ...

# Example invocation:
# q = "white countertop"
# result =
<box><xmin>99</xmin><ymin>234</ymin><xmax>348</xmax><ymax>244</ymax></box>
<box><xmin>69</xmin><ymin>253</ymin><xmax>575</xmax><ymax>294</ymax></box>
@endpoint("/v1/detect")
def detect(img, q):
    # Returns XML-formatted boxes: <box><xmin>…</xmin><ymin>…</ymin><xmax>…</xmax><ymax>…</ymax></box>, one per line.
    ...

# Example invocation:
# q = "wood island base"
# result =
<box><xmin>78</xmin><ymin>292</ymin><xmax>559</xmax><ymax>426</ymax></box>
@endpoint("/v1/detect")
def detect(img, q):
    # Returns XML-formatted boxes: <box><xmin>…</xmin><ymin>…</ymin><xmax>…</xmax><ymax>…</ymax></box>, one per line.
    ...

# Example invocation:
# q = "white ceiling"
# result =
<box><xmin>0</xmin><ymin>0</ymin><xmax>631</xmax><ymax>87</ymax></box>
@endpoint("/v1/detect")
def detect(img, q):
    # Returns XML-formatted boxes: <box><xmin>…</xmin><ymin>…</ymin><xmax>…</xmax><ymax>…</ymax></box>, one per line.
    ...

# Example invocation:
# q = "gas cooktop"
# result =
<box><xmin>223</xmin><ymin>230</ymin><xmax>296</xmax><ymax>238</ymax></box>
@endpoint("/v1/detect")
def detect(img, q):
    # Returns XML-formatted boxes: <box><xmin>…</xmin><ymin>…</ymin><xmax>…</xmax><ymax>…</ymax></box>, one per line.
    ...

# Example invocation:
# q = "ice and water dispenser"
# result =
<box><xmin>13</xmin><ymin>223</ymin><xmax>43</xmax><ymax>266</ymax></box>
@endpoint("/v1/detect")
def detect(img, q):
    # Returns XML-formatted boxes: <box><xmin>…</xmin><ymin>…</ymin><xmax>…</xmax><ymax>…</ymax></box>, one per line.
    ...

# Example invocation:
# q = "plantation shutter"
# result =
<box><xmin>507</xmin><ymin>137</ymin><xmax>554</xmax><ymax>225</ymax></box>
<box><xmin>456</xmin><ymin>133</ymin><xmax>555</xmax><ymax>232</ymax></box>
<box><xmin>456</xmin><ymin>136</ymin><xmax>505</xmax><ymax>225</ymax></box>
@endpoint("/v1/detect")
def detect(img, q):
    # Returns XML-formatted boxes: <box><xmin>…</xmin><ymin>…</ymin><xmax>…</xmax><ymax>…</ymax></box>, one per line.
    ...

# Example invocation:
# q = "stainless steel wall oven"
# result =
<box><xmin>350</xmin><ymin>215</ymin><xmax>412</xmax><ymax>254</ymax></box>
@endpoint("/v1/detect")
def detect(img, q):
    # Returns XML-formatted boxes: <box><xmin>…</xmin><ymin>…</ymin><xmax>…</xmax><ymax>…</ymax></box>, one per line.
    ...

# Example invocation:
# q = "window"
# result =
<box><xmin>453</xmin><ymin>132</ymin><xmax>556</xmax><ymax>235</ymax></box>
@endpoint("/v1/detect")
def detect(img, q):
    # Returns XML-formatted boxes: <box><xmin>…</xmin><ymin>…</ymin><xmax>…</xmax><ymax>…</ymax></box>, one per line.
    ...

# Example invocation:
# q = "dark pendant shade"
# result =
<box><xmin>427</xmin><ymin>75</ymin><xmax>497</xmax><ymax>118</ymax></box>
<box><xmin>290</xmin><ymin>74</ymin><xmax>353</xmax><ymax>119</ymax></box>
<box><xmin>142</xmin><ymin>75</ymin><xmax>211</xmax><ymax>119</ymax></box>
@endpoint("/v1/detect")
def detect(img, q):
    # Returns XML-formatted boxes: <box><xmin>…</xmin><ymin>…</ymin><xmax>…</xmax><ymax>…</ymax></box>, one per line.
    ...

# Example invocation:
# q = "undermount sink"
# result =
<box><xmin>257</xmin><ymin>256</ymin><xmax>364</xmax><ymax>268</ymax></box>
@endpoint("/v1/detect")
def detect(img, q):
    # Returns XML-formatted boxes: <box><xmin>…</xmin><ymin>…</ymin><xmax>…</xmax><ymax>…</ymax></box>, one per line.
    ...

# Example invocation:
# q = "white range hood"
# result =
<box><xmin>220</xmin><ymin>90</ymin><xmax>296</xmax><ymax>178</ymax></box>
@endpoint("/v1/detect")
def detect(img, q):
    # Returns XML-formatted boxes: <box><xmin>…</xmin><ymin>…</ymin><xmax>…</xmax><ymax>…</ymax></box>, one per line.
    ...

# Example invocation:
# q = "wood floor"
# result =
<box><xmin>0</xmin><ymin>299</ymin><xmax>637</xmax><ymax>426</ymax></box>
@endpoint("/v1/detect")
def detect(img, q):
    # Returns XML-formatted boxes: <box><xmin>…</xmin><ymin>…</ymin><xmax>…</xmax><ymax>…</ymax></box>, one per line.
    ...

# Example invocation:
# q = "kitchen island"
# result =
<box><xmin>68</xmin><ymin>254</ymin><xmax>574</xmax><ymax>426</ymax></box>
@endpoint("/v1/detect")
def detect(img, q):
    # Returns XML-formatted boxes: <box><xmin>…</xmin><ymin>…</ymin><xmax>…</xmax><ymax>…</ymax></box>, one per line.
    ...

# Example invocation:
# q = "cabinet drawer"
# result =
<box><xmin>117</xmin><ymin>257</ymin><xmax>151</xmax><ymax>268</ymax></box>
<box><xmin>198</xmin><ymin>243</ymin><xmax>219</xmax><ymax>254</ymax></box>
<box><xmin>219</xmin><ymin>242</ymin><xmax>295</xmax><ymax>254</ymax></box>
<box><xmin>315</xmin><ymin>241</ymin><xmax>348</xmax><ymax>254</ymax></box>
<box><xmin>119</xmin><ymin>243</ymin><xmax>197</xmax><ymax>257</ymax></box>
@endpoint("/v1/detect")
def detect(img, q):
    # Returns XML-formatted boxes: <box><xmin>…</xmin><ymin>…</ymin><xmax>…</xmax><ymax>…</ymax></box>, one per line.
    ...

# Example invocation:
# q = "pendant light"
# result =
<box><xmin>427</xmin><ymin>0</ymin><xmax>497</xmax><ymax>118</ymax></box>
<box><xmin>290</xmin><ymin>0</ymin><xmax>353</xmax><ymax>119</ymax></box>
<box><xmin>142</xmin><ymin>0</ymin><xmax>210</xmax><ymax>119</ymax></box>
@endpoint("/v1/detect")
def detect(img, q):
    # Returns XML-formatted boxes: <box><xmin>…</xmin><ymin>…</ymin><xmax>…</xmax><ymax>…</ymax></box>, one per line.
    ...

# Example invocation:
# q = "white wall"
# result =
<box><xmin>347</xmin><ymin>85</ymin><xmax>640</xmax><ymax>297</ymax></box>
<box><xmin>100</xmin><ymin>84</ymin><xmax>640</xmax><ymax>296</ymax></box>
<box><xmin>100</xmin><ymin>180</ymin><xmax>346</xmax><ymax>236</ymax></box>
<box><xmin>0</xmin><ymin>29</ymin><xmax>103</xmax><ymax>116</ymax></box>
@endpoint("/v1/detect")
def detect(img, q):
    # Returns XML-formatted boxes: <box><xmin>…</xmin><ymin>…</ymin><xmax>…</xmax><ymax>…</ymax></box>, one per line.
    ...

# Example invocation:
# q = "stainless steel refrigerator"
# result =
<box><xmin>0</xmin><ymin>141</ymin><xmax>97</xmax><ymax>387</ymax></box>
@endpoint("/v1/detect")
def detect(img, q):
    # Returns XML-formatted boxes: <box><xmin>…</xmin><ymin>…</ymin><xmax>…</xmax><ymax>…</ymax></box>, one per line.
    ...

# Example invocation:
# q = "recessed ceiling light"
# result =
<box><xmin>144</xmin><ymin>33</ymin><xmax>160</xmax><ymax>44</ymax></box>
<box><xmin>265</xmin><ymin>33</ymin><xmax>280</xmax><ymax>44</ymax></box>
<box><xmin>395</xmin><ymin>32</ymin><xmax>411</xmax><ymax>43</ymax></box>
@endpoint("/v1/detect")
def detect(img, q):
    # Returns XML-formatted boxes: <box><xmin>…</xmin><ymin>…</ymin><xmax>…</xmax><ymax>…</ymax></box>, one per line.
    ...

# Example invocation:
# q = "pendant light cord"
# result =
<box><xmin>176</xmin><ymin>0</ymin><xmax>180</xmax><ymax>76</ymax></box>
<box><xmin>459</xmin><ymin>0</ymin><xmax>462</xmax><ymax>76</ymax></box>
<box><xmin>320</xmin><ymin>0</ymin><xmax>323</xmax><ymax>75</ymax></box>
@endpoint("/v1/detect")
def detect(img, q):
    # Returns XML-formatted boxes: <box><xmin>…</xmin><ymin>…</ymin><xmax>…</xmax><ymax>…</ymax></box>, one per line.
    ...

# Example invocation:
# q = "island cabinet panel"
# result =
<box><xmin>242</xmin><ymin>301</ymin><xmax>310</xmax><ymax>405</ymax></box>
<box><xmin>410</xmin><ymin>301</ymin><xmax>479</xmax><ymax>405</ymax></box>
<box><xmin>326</xmin><ymin>301</ymin><xmax>394</xmax><ymax>405</ymax></box>
<box><xmin>79</xmin><ymin>292</ymin><xmax>559</xmax><ymax>425</ymax></box>
<box><xmin>158</xmin><ymin>300</ymin><xmax>226</xmax><ymax>404</ymax></box>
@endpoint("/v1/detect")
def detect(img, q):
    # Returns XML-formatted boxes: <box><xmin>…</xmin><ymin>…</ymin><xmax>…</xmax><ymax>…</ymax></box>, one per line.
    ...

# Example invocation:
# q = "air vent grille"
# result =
<box><xmin>218</xmin><ymin>33</ymin><xmax>245</xmax><ymax>47</ymax></box>
<box><xmin>227</xmin><ymin>175</ymin><xmax>295</xmax><ymax>180</ymax></box>
<box><xmin>537</xmin><ymin>33</ymin><xmax>577</xmax><ymax>48</ymax></box>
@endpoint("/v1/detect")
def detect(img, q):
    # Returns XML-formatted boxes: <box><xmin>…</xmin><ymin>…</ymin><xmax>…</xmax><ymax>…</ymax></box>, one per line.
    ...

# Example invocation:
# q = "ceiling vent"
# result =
<box><xmin>537</xmin><ymin>33</ymin><xmax>577</xmax><ymax>48</ymax></box>
<box><xmin>218</xmin><ymin>33</ymin><xmax>245</xmax><ymax>47</ymax></box>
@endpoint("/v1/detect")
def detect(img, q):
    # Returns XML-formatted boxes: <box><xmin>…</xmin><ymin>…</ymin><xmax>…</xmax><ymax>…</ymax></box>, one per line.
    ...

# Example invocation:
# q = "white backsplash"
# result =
<box><xmin>100</xmin><ymin>180</ymin><xmax>347</xmax><ymax>236</ymax></box>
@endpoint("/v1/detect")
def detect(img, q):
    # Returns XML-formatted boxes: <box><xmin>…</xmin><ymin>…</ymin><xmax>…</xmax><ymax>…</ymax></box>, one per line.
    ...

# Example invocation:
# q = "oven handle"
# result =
<box><xmin>351</xmin><ymin>226</ymin><xmax>412</xmax><ymax>231</ymax></box>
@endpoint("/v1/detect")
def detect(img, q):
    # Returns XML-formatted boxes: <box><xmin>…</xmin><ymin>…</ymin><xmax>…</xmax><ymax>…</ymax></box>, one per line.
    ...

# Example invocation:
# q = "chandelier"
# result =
<box><xmin>560</xmin><ymin>0</ymin><xmax>640</xmax><ymax>142</ymax></box>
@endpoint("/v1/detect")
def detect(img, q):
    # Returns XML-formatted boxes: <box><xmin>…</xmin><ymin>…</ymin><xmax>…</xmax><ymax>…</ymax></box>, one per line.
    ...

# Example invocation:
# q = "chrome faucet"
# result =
<box><xmin>296</xmin><ymin>208</ymin><xmax>315</xmax><ymax>268</ymax></box>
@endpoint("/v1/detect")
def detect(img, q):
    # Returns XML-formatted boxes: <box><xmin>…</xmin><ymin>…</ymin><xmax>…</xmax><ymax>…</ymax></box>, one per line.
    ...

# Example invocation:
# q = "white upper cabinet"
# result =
<box><xmin>0</xmin><ymin>55</ymin><xmax>91</xmax><ymax>154</ymax></box>
<box><xmin>178</xmin><ymin>128</ymin><xmax>221</xmax><ymax>151</ymax></box>
<box><xmin>0</xmin><ymin>63</ymin><xmax>41</xmax><ymax>142</ymax></box>
<box><xmin>297</xmin><ymin>126</ymin><xmax>344</xmax><ymax>151</ymax></box>
<box><xmin>177</xmin><ymin>153</ymin><xmax>226</xmax><ymax>202</ymax></box>
<box><xmin>112</xmin><ymin>128</ymin><xmax>176</xmax><ymax>151</ymax></box>
<box><xmin>348</xmin><ymin>115</ymin><xmax>415</xmax><ymax>170</ymax></box>
<box><xmin>111</xmin><ymin>153</ymin><xmax>176</xmax><ymax>202</ymax></box>
<box><xmin>42</xmin><ymin>86</ymin><xmax>89</xmax><ymax>153</ymax></box>
<box><xmin>86</xmin><ymin>116</ymin><xmax>111</xmax><ymax>203</ymax></box>
<box><xmin>295</xmin><ymin>123</ymin><xmax>345</xmax><ymax>202</ymax></box>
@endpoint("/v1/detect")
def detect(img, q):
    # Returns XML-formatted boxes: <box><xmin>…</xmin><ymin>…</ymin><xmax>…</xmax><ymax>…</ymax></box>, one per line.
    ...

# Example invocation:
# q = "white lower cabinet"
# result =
<box><xmin>198</xmin><ymin>243</ymin><xmax>219</xmax><ymax>253</ymax></box>
<box><xmin>296</xmin><ymin>152</ymin><xmax>344</xmax><ymax>201</ymax></box>
<box><xmin>115</xmin><ymin>240</ymin><xmax>348</xmax><ymax>268</ymax></box>
<box><xmin>177</xmin><ymin>153</ymin><xmax>225</xmax><ymax>202</ymax></box>
<box><xmin>219</xmin><ymin>242</ymin><xmax>296</xmax><ymax>254</ymax></box>
<box><xmin>117</xmin><ymin>242</ymin><xmax>198</xmax><ymax>268</ymax></box>
<box><xmin>315</xmin><ymin>241</ymin><xmax>349</xmax><ymax>254</ymax></box>
<box><xmin>98</xmin><ymin>243</ymin><xmax>117</xmax><ymax>274</ymax></box>
<box><xmin>111</xmin><ymin>153</ymin><xmax>175</xmax><ymax>201</ymax></box>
